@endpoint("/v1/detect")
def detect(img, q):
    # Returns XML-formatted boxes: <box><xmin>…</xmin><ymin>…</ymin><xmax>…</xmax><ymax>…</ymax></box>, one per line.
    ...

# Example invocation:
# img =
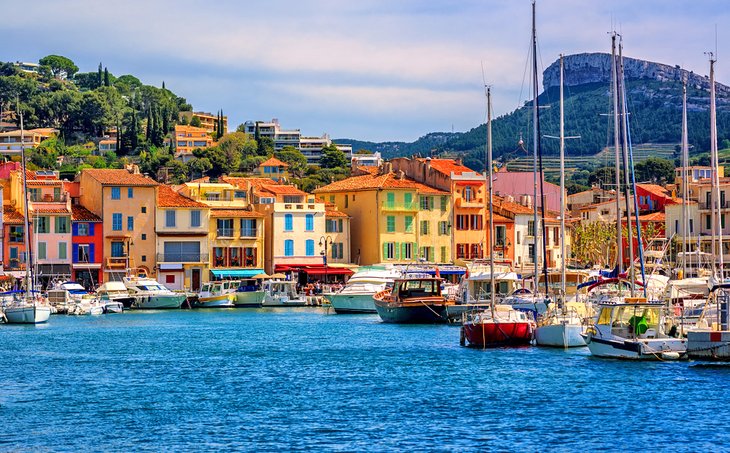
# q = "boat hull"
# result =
<box><xmin>463</xmin><ymin>321</ymin><xmax>533</xmax><ymax>347</ymax></box>
<box><xmin>234</xmin><ymin>291</ymin><xmax>264</xmax><ymax>308</ymax></box>
<box><xmin>687</xmin><ymin>330</ymin><xmax>730</xmax><ymax>361</ymax></box>
<box><xmin>535</xmin><ymin>323</ymin><xmax>587</xmax><ymax>348</ymax></box>
<box><xmin>101</xmin><ymin>301</ymin><xmax>124</xmax><ymax>314</ymax></box>
<box><xmin>328</xmin><ymin>293</ymin><xmax>377</xmax><ymax>314</ymax></box>
<box><xmin>4</xmin><ymin>305</ymin><xmax>51</xmax><ymax>324</ymax></box>
<box><xmin>134</xmin><ymin>294</ymin><xmax>185</xmax><ymax>309</ymax></box>
<box><xmin>196</xmin><ymin>293</ymin><xmax>235</xmax><ymax>308</ymax></box>
<box><xmin>584</xmin><ymin>335</ymin><xmax>687</xmax><ymax>360</ymax></box>
<box><xmin>374</xmin><ymin>300</ymin><xmax>449</xmax><ymax>324</ymax></box>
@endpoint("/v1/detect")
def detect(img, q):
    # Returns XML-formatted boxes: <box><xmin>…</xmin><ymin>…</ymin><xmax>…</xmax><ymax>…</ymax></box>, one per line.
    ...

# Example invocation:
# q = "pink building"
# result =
<box><xmin>492</xmin><ymin>170</ymin><xmax>564</xmax><ymax>212</ymax></box>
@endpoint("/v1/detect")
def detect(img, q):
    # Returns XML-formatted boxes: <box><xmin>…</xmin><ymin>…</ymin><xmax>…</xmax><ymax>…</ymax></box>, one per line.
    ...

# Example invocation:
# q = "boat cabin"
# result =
<box><xmin>263</xmin><ymin>280</ymin><xmax>299</xmax><ymax>298</ymax></box>
<box><xmin>391</xmin><ymin>278</ymin><xmax>443</xmax><ymax>300</ymax></box>
<box><xmin>595</xmin><ymin>300</ymin><xmax>669</xmax><ymax>340</ymax></box>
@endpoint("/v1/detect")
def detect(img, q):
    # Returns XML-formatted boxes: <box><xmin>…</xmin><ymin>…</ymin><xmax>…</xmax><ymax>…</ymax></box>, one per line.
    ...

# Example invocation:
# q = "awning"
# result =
<box><xmin>159</xmin><ymin>263</ymin><xmax>184</xmax><ymax>271</ymax></box>
<box><xmin>438</xmin><ymin>268</ymin><xmax>466</xmax><ymax>275</ymax></box>
<box><xmin>211</xmin><ymin>269</ymin><xmax>264</xmax><ymax>278</ymax></box>
<box><xmin>72</xmin><ymin>263</ymin><xmax>102</xmax><ymax>269</ymax></box>
<box><xmin>275</xmin><ymin>264</ymin><xmax>353</xmax><ymax>276</ymax></box>
<box><xmin>37</xmin><ymin>264</ymin><xmax>71</xmax><ymax>276</ymax></box>
<box><xmin>304</xmin><ymin>268</ymin><xmax>355</xmax><ymax>276</ymax></box>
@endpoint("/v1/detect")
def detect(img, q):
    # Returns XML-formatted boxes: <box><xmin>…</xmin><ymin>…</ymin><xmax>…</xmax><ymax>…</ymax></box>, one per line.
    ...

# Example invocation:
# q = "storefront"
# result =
<box><xmin>274</xmin><ymin>263</ymin><xmax>354</xmax><ymax>285</ymax></box>
<box><xmin>72</xmin><ymin>264</ymin><xmax>102</xmax><ymax>290</ymax></box>
<box><xmin>37</xmin><ymin>264</ymin><xmax>72</xmax><ymax>289</ymax></box>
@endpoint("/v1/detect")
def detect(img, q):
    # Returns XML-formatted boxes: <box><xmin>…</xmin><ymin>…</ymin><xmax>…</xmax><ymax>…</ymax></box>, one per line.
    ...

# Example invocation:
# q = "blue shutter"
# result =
<box><xmin>72</xmin><ymin>223</ymin><xmax>79</xmax><ymax>236</ymax></box>
<box><xmin>72</xmin><ymin>244</ymin><xmax>79</xmax><ymax>263</ymax></box>
<box><xmin>285</xmin><ymin>214</ymin><xmax>293</xmax><ymax>231</ymax></box>
<box><xmin>89</xmin><ymin>223</ymin><xmax>95</xmax><ymax>236</ymax></box>
<box><xmin>89</xmin><ymin>243</ymin><xmax>95</xmax><ymax>262</ymax></box>
<box><xmin>306</xmin><ymin>239</ymin><xmax>314</xmax><ymax>256</ymax></box>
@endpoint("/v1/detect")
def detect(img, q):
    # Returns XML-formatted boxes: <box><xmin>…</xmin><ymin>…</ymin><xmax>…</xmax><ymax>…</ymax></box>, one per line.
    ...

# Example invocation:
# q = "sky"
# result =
<box><xmin>3</xmin><ymin>0</ymin><xmax>730</xmax><ymax>142</ymax></box>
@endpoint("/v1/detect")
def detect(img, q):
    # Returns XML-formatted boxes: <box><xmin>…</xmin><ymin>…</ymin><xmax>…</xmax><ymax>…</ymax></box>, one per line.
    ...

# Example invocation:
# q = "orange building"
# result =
<box><xmin>174</xmin><ymin>125</ymin><xmax>213</xmax><ymax>162</ymax></box>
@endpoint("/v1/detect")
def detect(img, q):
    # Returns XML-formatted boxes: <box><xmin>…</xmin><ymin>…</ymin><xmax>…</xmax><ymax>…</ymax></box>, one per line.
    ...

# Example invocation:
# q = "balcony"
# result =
<box><xmin>699</xmin><ymin>201</ymin><xmax>730</xmax><ymax>210</ymax></box>
<box><xmin>6</xmin><ymin>259</ymin><xmax>26</xmax><ymax>271</ymax></box>
<box><xmin>30</xmin><ymin>193</ymin><xmax>68</xmax><ymax>203</ymax></box>
<box><xmin>217</xmin><ymin>228</ymin><xmax>234</xmax><ymax>238</ymax></box>
<box><xmin>106</xmin><ymin>256</ymin><xmax>129</xmax><ymax>269</ymax></box>
<box><xmin>157</xmin><ymin>253</ymin><xmax>207</xmax><ymax>263</ymax></box>
<box><xmin>381</xmin><ymin>201</ymin><xmax>418</xmax><ymax>212</ymax></box>
<box><xmin>456</xmin><ymin>198</ymin><xmax>484</xmax><ymax>209</ymax></box>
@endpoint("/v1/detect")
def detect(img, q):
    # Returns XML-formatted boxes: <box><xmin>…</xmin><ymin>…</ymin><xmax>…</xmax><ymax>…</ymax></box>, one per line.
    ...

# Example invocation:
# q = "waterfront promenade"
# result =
<box><xmin>1</xmin><ymin>308</ymin><xmax>728</xmax><ymax>451</ymax></box>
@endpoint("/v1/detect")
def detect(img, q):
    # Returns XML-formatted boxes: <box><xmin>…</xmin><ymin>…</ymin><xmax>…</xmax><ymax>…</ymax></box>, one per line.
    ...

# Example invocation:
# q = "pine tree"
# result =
<box><xmin>104</xmin><ymin>67</ymin><xmax>110</xmax><ymax>87</ymax></box>
<box><xmin>161</xmin><ymin>105</ymin><xmax>169</xmax><ymax>136</ymax></box>
<box><xmin>97</xmin><ymin>63</ymin><xmax>103</xmax><ymax>88</ymax></box>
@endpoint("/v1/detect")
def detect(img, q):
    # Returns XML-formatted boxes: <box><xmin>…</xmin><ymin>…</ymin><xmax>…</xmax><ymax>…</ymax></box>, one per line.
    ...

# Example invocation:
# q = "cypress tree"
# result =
<box><xmin>130</xmin><ymin>110</ymin><xmax>139</xmax><ymax>150</ymax></box>
<box><xmin>146</xmin><ymin>108</ymin><xmax>152</xmax><ymax>142</ymax></box>
<box><xmin>162</xmin><ymin>81</ymin><xmax>166</xmax><ymax>90</ymax></box>
<box><xmin>97</xmin><ymin>63</ymin><xmax>102</xmax><ymax>88</ymax></box>
<box><xmin>161</xmin><ymin>105</ymin><xmax>169</xmax><ymax>136</ymax></box>
<box><xmin>104</xmin><ymin>67</ymin><xmax>110</xmax><ymax>87</ymax></box>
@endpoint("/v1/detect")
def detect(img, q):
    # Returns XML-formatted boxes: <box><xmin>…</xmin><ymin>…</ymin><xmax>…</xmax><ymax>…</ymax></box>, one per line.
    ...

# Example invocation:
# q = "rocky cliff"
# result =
<box><xmin>543</xmin><ymin>52</ymin><xmax>730</xmax><ymax>96</ymax></box>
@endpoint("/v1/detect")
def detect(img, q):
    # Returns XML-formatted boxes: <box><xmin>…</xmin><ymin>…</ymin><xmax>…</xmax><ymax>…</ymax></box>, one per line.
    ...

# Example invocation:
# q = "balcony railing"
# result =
<box><xmin>381</xmin><ymin>201</ymin><xmax>418</xmax><ymax>211</ymax></box>
<box><xmin>157</xmin><ymin>253</ymin><xmax>206</xmax><ymax>263</ymax></box>
<box><xmin>699</xmin><ymin>201</ymin><xmax>730</xmax><ymax>210</ymax></box>
<box><xmin>240</xmin><ymin>228</ymin><xmax>258</xmax><ymax>238</ymax></box>
<box><xmin>217</xmin><ymin>228</ymin><xmax>234</xmax><ymax>238</ymax></box>
<box><xmin>30</xmin><ymin>193</ymin><xmax>68</xmax><ymax>202</ymax></box>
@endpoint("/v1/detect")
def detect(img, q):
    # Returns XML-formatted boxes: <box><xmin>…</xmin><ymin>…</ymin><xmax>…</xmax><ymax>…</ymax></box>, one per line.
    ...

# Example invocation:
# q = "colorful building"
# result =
<box><xmin>78</xmin><ymin>168</ymin><xmax>159</xmax><ymax>282</ymax></box>
<box><xmin>3</xmin><ymin>205</ymin><xmax>25</xmax><ymax>276</ymax></box>
<box><xmin>71</xmin><ymin>205</ymin><xmax>103</xmax><ymax>289</ymax></box>
<box><xmin>174</xmin><ymin>125</ymin><xmax>214</xmax><ymax>162</ymax></box>
<box><xmin>257</xmin><ymin>157</ymin><xmax>290</xmax><ymax>181</ymax></box>
<box><xmin>179</xmin><ymin>111</ymin><xmax>228</xmax><ymax>136</ymax></box>
<box><xmin>636</xmin><ymin>184</ymin><xmax>674</xmax><ymax>213</ymax></box>
<box><xmin>313</xmin><ymin>168</ymin><xmax>451</xmax><ymax>266</ymax></box>
<box><xmin>0</xmin><ymin>128</ymin><xmax>56</xmax><ymax>155</ymax></box>
<box><xmin>155</xmin><ymin>185</ymin><xmax>211</xmax><ymax>291</ymax></box>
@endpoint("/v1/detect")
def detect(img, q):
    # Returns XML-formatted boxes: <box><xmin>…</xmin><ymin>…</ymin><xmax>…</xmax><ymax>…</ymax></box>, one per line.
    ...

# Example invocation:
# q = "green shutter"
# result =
<box><xmin>429</xmin><ymin>197</ymin><xmax>435</xmax><ymax>210</ymax></box>
<box><xmin>401</xmin><ymin>242</ymin><xmax>407</xmax><ymax>260</ymax></box>
<box><xmin>383</xmin><ymin>242</ymin><xmax>388</xmax><ymax>260</ymax></box>
<box><xmin>395</xmin><ymin>242</ymin><xmax>401</xmax><ymax>260</ymax></box>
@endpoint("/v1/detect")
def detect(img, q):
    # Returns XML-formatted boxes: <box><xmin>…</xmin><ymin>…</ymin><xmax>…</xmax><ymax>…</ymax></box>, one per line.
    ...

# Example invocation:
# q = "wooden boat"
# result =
<box><xmin>373</xmin><ymin>277</ymin><xmax>454</xmax><ymax>324</ymax></box>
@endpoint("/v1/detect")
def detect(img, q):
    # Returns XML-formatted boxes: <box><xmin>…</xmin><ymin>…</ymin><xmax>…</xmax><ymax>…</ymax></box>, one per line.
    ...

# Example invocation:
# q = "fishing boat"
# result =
<box><xmin>2</xmin><ymin>106</ymin><xmax>51</xmax><ymax>324</ymax></box>
<box><xmin>123</xmin><ymin>270</ymin><xmax>185</xmax><ymax>309</ymax></box>
<box><xmin>461</xmin><ymin>305</ymin><xmax>535</xmax><ymax>347</ymax></box>
<box><xmin>196</xmin><ymin>280</ymin><xmax>238</xmax><ymax>308</ymax></box>
<box><xmin>234</xmin><ymin>280</ymin><xmax>265</xmax><ymax>307</ymax></box>
<box><xmin>261</xmin><ymin>279</ymin><xmax>308</xmax><ymax>306</ymax></box>
<box><xmin>327</xmin><ymin>268</ymin><xmax>402</xmax><ymax>314</ymax></box>
<box><xmin>373</xmin><ymin>277</ymin><xmax>454</xmax><ymax>324</ymax></box>
<box><xmin>583</xmin><ymin>296</ymin><xmax>686</xmax><ymax>360</ymax></box>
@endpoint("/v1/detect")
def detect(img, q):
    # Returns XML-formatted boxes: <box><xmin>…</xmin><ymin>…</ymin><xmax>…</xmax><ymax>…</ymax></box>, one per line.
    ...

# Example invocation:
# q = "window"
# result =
<box><xmin>401</xmin><ymin>242</ymin><xmax>413</xmax><ymax>260</ymax></box>
<box><xmin>386</xmin><ymin>192</ymin><xmax>395</xmax><ymax>209</ymax></box>
<box><xmin>165</xmin><ymin>275</ymin><xmax>175</xmax><ymax>284</ymax></box>
<box><xmin>420</xmin><ymin>220</ymin><xmax>430</xmax><ymax>235</ymax></box>
<box><xmin>244</xmin><ymin>247</ymin><xmax>257</xmax><ymax>266</ymax></box>
<box><xmin>383</xmin><ymin>242</ymin><xmax>395</xmax><ymax>260</ymax></box>
<box><xmin>28</xmin><ymin>188</ymin><xmax>40</xmax><ymax>201</ymax></box>
<box><xmin>690</xmin><ymin>219</ymin><xmax>694</xmax><ymax>233</ymax></box>
<box><xmin>241</xmin><ymin>219</ymin><xmax>257</xmax><ymax>237</ymax></box>
<box><xmin>128</xmin><ymin>187</ymin><xmax>134</xmax><ymax>199</ymax></box>
<box><xmin>111</xmin><ymin>242</ymin><xmax>124</xmax><ymax>257</ymax></box>
<box><xmin>191</xmin><ymin>210</ymin><xmax>201</xmax><ymax>228</ymax></box>
<box><xmin>420</xmin><ymin>246</ymin><xmax>434</xmax><ymax>261</ymax></box>
<box><xmin>528</xmin><ymin>220</ymin><xmax>536</xmax><ymax>236</ymax></box>
<box><xmin>78</xmin><ymin>244</ymin><xmax>90</xmax><ymax>263</ymax></box>
<box><xmin>553</xmin><ymin>227</ymin><xmax>559</xmax><ymax>246</ymax></box>
<box><xmin>496</xmin><ymin>226</ymin><xmax>506</xmax><ymax>246</ymax></box>
<box><xmin>706</xmin><ymin>192</ymin><xmax>711</xmax><ymax>208</ymax></box>
<box><xmin>345</xmin><ymin>194</ymin><xmax>349</xmax><ymax>208</ymax></box>
<box><xmin>234</xmin><ymin>191</ymin><xmax>247</xmax><ymax>199</ymax></box>
<box><xmin>166</xmin><ymin>210</ymin><xmax>176</xmax><ymax>228</ymax></box>
<box><xmin>112</xmin><ymin>213</ymin><xmax>122</xmax><ymax>231</ymax></box>
<box><xmin>77</xmin><ymin>223</ymin><xmax>89</xmax><ymax>236</ymax></box>
<box><xmin>420</xmin><ymin>196</ymin><xmax>432</xmax><ymax>211</ymax></box>
<box><xmin>404</xmin><ymin>193</ymin><xmax>413</xmax><ymax>208</ymax></box>
<box><xmin>470</xmin><ymin>244</ymin><xmax>481</xmax><ymax>259</ymax></box>
<box><xmin>306</xmin><ymin>239</ymin><xmax>315</xmax><ymax>256</ymax></box>
<box><xmin>470</xmin><ymin>215</ymin><xmax>482</xmax><ymax>230</ymax></box>
<box><xmin>436</xmin><ymin>221</ymin><xmax>447</xmax><ymax>236</ymax></box>
<box><xmin>517</xmin><ymin>231</ymin><xmax>521</xmax><ymax>244</ymax></box>
<box><xmin>305</xmin><ymin>214</ymin><xmax>314</xmax><ymax>231</ymax></box>
<box><xmin>675</xmin><ymin>220</ymin><xmax>679</xmax><ymax>235</ymax></box>
<box><xmin>9</xmin><ymin>247</ymin><xmax>18</xmax><ymax>260</ymax></box>
<box><xmin>217</xmin><ymin>219</ymin><xmax>234</xmax><ymax>237</ymax></box>
<box><xmin>456</xmin><ymin>244</ymin><xmax>466</xmax><ymax>259</ymax></box>
<box><xmin>456</xmin><ymin>215</ymin><xmax>468</xmax><ymax>230</ymax></box>
<box><xmin>9</xmin><ymin>225</ymin><xmax>23</xmax><ymax>243</ymax></box>
<box><xmin>440</xmin><ymin>246</ymin><xmax>447</xmax><ymax>263</ymax></box>
<box><xmin>331</xmin><ymin>243</ymin><xmax>344</xmax><ymax>260</ymax></box>
<box><xmin>284</xmin><ymin>214</ymin><xmax>293</xmax><ymax>231</ymax></box>
<box><xmin>55</xmin><ymin>217</ymin><xmax>69</xmax><ymax>234</ymax></box>
<box><xmin>329</xmin><ymin>195</ymin><xmax>335</xmax><ymax>203</ymax></box>
<box><xmin>141</xmin><ymin>255</ymin><xmax>146</xmax><ymax>262</ymax></box>
<box><xmin>326</xmin><ymin>219</ymin><xmax>340</xmax><ymax>233</ymax></box>
<box><xmin>404</xmin><ymin>216</ymin><xmax>414</xmax><ymax>233</ymax></box>
<box><xmin>37</xmin><ymin>242</ymin><xmax>46</xmax><ymax>260</ymax></box>
<box><xmin>464</xmin><ymin>186</ymin><xmax>473</xmax><ymax>202</ymax></box>
<box><xmin>440</xmin><ymin>196</ymin><xmax>447</xmax><ymax>211</ymax></box>
<box><xmin>35</xmin><ymin>216</ymin><xmax>49</xmax><ymax>234</ymax></box>
<box><xmin>141</xmin><ymin>234</ymin><xmax>147</xmax><ymax>240</ymax></box>
<box><xmin>127</xmin><ymin>216</ymin><xmax>134</xmax><ymax>231</ymax></box>
<box><xmin>386</xmin><ymin>216</ymin><xmax>396</xmax><ymax>233</ymax></box>
<box><xmin>706</xmin><ymin>215</ymin><xmax>712</xmax><ymax>230</ymax></box>
<box><xmin>141</xmin><ymin>206</ymin><xmax>147</xmax><ymax>214</ymax></box>
<box><xmin>59</xmin><ymin>242</ymin><xmax>67</xmax><ymax>260</ymax></box>
<box><xmin>528</xmin><ymin>244</ymin><xmax>535</xmax><ymax>263</ymax></box>
<box><xmin>284</xmin><ymin>239</ymin><xmax>294</xmax><ymax>256</ymax></box>
<box><xmin>111</xmin><ymin>187</ymin><xmax>120</xmax><ymax>199</ymax></box>
<box><xmin>163</xmin><ymin>242</ymin><xmax>201</xmax><ymax>262</ymax></box>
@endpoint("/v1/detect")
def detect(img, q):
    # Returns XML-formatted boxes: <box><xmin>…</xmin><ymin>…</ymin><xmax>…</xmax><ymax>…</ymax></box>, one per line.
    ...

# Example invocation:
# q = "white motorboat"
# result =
<box><xmin>96</xmin><ymin>281</ymin><xmax>135</xmax><ymax>310</ymax></box>
<box><xmin>326</xmin><ymin>268</ymin><xmax>402</xmax><ymax>314</ymax></box>
<box><xmin>583</xmin><ymin>297</ymin><xmax>686</xmax><ymax>360</ymax></box>
<box><xmin>196</xmin><ymin>280</ymin><xmax>237</xmax><ymax>308</ymax></box>
<box><xmin>261</xmin><ymin>279</ymin><xmax>307</xmax><ymax>306</ymax></box>
<box><xmin>502</xmin><ymin>288</ymin><xmax>551</xmax><ymax>315</ymax></box>
<box><xmin>123</xmin><ymin>273</ymin><xmax>185</xmax><ymax>309</ymax></box>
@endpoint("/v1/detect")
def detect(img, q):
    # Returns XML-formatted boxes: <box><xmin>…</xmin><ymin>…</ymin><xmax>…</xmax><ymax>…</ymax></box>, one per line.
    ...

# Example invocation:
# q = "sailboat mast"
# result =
<box><xmin>18</xmin><ymin>103</ymin><xmax>33</xmax><ymax>292</ymax></box>
<box><xmin>611</xmin><ymin>34</ymin><xmax>623</xmax><ymax>276</ymax></box>
<box><xmin>681</xmin><ymin>79</ymin><xmax>689</xmax><ymax>278</ymax></box>
<box><xmin>618</xmin><ymin>41</ymin><xmax>635</xmax><ymax>296</ymax></box>
<box><xmin>487</xmin><ymin>87</ymin><xmax>496</xmax><ymax>313</ymax></box>
<box><xmin>531</xmin><ymin>0</ymin><xmax>540</xmax><ymax>285</ymax></box>
<box><xmin>559</xmin><ymin>54</ymin><xmax>566</xmax><ymax>297</ymax></box>
<box><xmin>710</xmin><ymin>55</ymin><xmax>723</xmax><ymax>280</ymax></box>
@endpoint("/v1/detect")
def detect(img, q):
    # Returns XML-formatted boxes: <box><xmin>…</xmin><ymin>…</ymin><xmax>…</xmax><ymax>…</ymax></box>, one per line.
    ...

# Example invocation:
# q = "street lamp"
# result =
<box><xmin>319</xmin><ymin>236</ymin><xmax>333</xmax><ymax>283</ymax></box>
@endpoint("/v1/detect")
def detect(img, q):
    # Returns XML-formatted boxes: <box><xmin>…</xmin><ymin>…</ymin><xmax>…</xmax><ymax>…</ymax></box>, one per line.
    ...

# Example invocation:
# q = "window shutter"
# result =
<box><xmin>395</xmin><ymin>242</ymin><xmax>400</xmax><ymax>260</ymax></box>
<box><xmin>401</xmin><ymin>242</ymin><xmax>407</xmax><ymax>260</ymax></box>
<box><xmin>429</xmin><ymin>197</ymin><xmax>434</xmax><ymax>210</ymax></box>
<box><xmin>383</xmin><ymin>242</ymin><xmax>388</xmax><ymax>260</ymax></box>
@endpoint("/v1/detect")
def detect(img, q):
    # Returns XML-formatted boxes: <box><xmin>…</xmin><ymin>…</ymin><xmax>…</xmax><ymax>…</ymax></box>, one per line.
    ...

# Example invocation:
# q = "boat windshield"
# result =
<box><xmin>600</xmin><ymin>305</ymin><xmax>662</xmax><ymax>338</ymax></box>
<box><xmin>396</xmin><ymin>279</ymin><xmax>440</xmax><ymax>298</ymax></box>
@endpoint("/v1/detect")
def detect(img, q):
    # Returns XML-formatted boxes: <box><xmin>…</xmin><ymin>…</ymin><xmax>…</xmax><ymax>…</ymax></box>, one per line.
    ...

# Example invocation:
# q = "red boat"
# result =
<box><xmin>461</xmin><ymin>305</ymin><xmax>535</xmax><ymax>348</ymax></box>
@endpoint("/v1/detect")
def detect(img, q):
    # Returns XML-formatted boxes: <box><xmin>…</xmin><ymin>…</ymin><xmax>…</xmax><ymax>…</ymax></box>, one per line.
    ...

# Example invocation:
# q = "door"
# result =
<box><xmin>191</xmin><ymin>268</ymin><xmax>201</xmax><ymax>291</ymax></box>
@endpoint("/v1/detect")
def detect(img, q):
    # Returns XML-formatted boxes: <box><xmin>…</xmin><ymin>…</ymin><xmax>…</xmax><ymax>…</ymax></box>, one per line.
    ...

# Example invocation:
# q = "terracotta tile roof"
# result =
<box><xmin>356</xmin><ymin>166</ymin><xmax>379</xmax><ymax>175</ymax></box>
<box><xmin>325</xmin><ymin>209</ymin><xmax>348</xmax><ymax>218</ymax></box>
<box><xmin>210</xmin><ymin>209</ymin><xmax>263</xmax><ymax>218</ymax></box>
<box><xmin>157</xmin><ymin>185</ymin><xmax>208</xmax><ymax>208</ymax></box>
<box><xmin>639</xmin><ymin>212</ymin><xmax>666</xmax><ymax>222</ymax></box>
<box><xmin>220</xmin><ymin>176</ymin><xmax>249</xmax><ymax>189</ymax></box>
<box><xmin>259</xmin><ymin>184</ymin><xmax>306</xmax><ymax>196</ymax></box>
<box><xmin>493</xmin><ymin>197</ymin><xmax>534</xmax><ymax>215</ymax></box>
<box><xmin>259</xmin><ymin>157</ymin><xmax>289</xmax><ymax>168</ymax></box>
<box><xmin>82</xmin><ymin>169</ymin><xmax>158</xmax><ymax>186</ymax></box>
<box><xmin>3</xmin><ymin>206</ymin><xmax>24</xmax><ymax>224</ymax></box>
<box><xmin>313</xmin><ymin>172</ymin><xmax>448</xmax><ymax>195</ymax></box>
<box><xmin>71</xmin><ymin>205</ymin><xmax>101</xmax><ymax>222</ymax></box>
<box><xmin>420</xmin><ymin>158</ymin><xmax>478</xmax><ymax>177</ymax></box>
<box><xmin>489</xmin><ymin>213</ymin><xmax>513</xmax><ymax>223</ymax></box>
<box><xmin>637</xmin><ymin>184</ymin><xmax>671</xmax><ymax>199</ymax></box>
<box><xmin>32</xmin><ymin>206</ymin><xmax>71</xmax><ymax>214</ymax></box>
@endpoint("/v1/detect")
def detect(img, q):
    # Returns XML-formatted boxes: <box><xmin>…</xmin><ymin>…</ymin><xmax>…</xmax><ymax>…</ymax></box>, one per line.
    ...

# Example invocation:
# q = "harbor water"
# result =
<box><xmin>2</xmin><ymin>309</ymin><xmax>729</xmax><ymax>451</ymax></box>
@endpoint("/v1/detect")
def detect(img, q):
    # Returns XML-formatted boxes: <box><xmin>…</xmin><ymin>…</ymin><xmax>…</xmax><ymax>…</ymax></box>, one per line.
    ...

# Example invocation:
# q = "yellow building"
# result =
<box><xmin>313</xmin><ymin>168</ymin><xmax>451</xmax><ymax>265</ymax></box>
<box><xmin>0</xmin><ymin>128</ymin><xmax>56</xmax><ymax>155</ymax></box>
<box><xmin>156</xmin><ymin>185</ymin><xmax>211</xmax><ymax>291</ymax></box>
<box><xmin>78</xmin><ymin>167</ymin><xmax>159</xmax><ymax>281</ymax></box>
<box><xmin>179</xmin><ymin>111</ymin><xmax>228</xmax><ymax>136</ymax></box>
<box><xmin>174</xmin><ymin>125</ymin><xmax>213</xmax><ymax>162</ymax></box>
<box><xmin>179</xmin><ymin>178</ymin><xmax>265</xmax><ymax>279</ymax></box>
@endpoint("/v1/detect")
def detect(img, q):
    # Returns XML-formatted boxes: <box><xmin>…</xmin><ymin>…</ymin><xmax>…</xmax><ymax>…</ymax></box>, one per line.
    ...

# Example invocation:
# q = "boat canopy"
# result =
<box><xmin>211</xmin><ymin>269</ymin><xmax>264</xmax><ymax>279</ymax></box>
<box><xmin>466</xmin><ymin>271</ymin><xmax>519</xmax><ymax>282</ymax></box>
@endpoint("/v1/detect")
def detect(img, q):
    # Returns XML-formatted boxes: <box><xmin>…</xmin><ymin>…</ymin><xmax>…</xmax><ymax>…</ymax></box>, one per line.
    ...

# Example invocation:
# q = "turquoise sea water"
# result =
<box><xmin>2</xmin><ymin>308</ymin><xmax>730</xmax><ymax>451</ymax></box>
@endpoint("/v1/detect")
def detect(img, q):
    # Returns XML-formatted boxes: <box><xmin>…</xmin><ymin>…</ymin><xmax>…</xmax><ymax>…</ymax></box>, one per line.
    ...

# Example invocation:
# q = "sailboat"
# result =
<box><xmin>582</xmin><ymin>35</ymin><xmax>686</xmax><ymax>359</ymax></box>
<box><xmin>534</xmin><ymin>54</ymin><xmax>588</xmax><ymax>348</ymax></box>
<box><xmin>2</xmin><ymin>105</ymin><xmax>51</xmax><ymax>324</ymax></box>
<box><xmin>687</xmin><ymin>52</ymin><xmax>730</xmax><ymax>360</ymax></box>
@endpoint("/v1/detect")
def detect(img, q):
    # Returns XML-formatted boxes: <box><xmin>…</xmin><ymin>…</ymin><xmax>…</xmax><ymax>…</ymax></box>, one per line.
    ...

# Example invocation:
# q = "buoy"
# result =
<box><xmin>661</xmin><ymin>351</ymin><xmax>681</xmax><ymax>360</ymax></box>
